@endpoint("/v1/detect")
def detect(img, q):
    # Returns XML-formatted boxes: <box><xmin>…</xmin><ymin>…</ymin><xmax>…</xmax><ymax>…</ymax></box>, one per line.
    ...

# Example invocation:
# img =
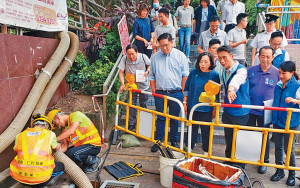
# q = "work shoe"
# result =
<box><xmin>286</xmin><ymin>170</ymin><xmax>295</xmax><ymax>186</ymax></box>
<box><xmin>171</xmin><ymin>142</ymin><xmax>179</xmax><ymax>148</ymax></box>
<box><xmin>84</xmin><ymin>157</ymin><xmax>102</xmax><ymax>174</ymax></box>
<box><xmin>258</xmin><ymin>166</ymin><xmax>267</xmax><ymax>174</ymax></box>
<box><xmin>270</xmin><ymin>169</ymin><xmax>285</xmax><ymax>181</ymax></box>
<box><xmin>151</xmin><ymin>144</ymin><xmax>159</xmax><ymax>152</ymax></box>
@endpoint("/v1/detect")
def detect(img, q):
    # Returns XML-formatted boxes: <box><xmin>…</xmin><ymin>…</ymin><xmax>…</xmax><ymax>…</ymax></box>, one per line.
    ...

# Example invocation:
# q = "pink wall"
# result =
<box><xmin>0</xmin><ymin>33</ymin><xmax>70</xmax><ymax>171</ymax></box>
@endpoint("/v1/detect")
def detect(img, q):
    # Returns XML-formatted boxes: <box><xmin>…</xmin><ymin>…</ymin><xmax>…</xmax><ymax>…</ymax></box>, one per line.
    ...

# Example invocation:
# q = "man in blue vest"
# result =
<box><xmin>253</xmin><ymin>31</ymin><xmax>290</xmax><ymax>68</ymax></box>
<box><xmin>269</xmin><ymin>31</ymin><xmax>290</xmax><ymax>68</ymax></box>
<box><xmin>217</xmin><ymin>45</ymin><xmax>250</xmax><ymax>168</ymax></box>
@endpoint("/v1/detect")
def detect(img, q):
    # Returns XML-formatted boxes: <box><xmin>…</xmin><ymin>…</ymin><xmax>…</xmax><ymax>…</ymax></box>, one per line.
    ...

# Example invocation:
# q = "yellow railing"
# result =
<box><xmin>114</xmin><ymin>89</ymin><xmax>300</xmax><ymax>171</ymax></box>
<box><xmin>187</xmin><ymin>103</ymin><xmax>300</xmax><ymax>171</ymax></box>
<box><xmin>114</xmin><ymin>89</ymin><xmax>187</xmax><ymax>154</ymax></box>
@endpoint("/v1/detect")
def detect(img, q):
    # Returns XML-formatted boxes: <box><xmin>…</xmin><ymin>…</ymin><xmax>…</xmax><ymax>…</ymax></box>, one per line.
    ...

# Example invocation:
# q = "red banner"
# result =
<box><xmin>117</xmin><ymin>15</ymin><xmax>130</xmax><ymax>55</ymax></box>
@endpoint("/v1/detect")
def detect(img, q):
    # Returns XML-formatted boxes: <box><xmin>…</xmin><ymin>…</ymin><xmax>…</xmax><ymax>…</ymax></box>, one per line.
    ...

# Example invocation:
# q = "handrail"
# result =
<box><xmin>92</xmin><ymin>33</ymin><xmax>133</xmax><ymax>124</ymax></box>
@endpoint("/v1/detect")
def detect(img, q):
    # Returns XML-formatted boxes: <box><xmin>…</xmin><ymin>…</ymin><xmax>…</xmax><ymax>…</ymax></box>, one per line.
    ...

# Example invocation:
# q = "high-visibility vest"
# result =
<box><xmin>10</xmin><ymin>128</ymin><xmax>55</xmax><ymax>185</ymax></box>
<box><xmin>68</xmin><ymin>113</ymin><xmax>101</xmax><ymax>147</ymax></box>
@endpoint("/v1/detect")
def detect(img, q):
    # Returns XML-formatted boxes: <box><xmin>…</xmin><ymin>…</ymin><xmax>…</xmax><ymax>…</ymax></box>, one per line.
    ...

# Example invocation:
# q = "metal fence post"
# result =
<box><xmin>103</xmin><ymin>85</ymin><xmax>107</xmax><ymax>125</ymax></box>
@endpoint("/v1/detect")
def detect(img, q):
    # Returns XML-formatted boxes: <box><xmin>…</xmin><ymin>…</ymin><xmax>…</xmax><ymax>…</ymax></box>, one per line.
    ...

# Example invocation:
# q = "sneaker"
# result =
<box><xmin>151</xmin><ymin>144</ymin><xmax>159</xmax><ymax>152</ymax></box>
<box><xmin>84</xmin><ymin>157</ymin><xmax>102</xmax><ymax>173</ymax></box>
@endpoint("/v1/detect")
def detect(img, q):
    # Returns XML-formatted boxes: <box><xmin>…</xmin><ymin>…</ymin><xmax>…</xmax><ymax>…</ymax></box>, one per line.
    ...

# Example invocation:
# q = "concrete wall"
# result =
<box><xmin>285</xmin><ymin>44</ymin><xmax>300</xmax><ymax>74</ymax></box>
<box><xmin>0</xmin><ymin>33</ymin><xmax>69</xmax><ymax>171</ymax></box>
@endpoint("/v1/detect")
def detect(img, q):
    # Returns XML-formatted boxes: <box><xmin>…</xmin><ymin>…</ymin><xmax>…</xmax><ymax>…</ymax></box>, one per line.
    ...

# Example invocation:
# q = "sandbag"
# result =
<box><xmin>119</xmin><ymin>134</ymin><xmax>141</xmax><ymax>148</ymax></box>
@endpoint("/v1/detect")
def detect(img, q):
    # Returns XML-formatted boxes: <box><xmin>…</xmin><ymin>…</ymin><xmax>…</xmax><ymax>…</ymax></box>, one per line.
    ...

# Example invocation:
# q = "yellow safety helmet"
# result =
<box><xmin>31</xmin><ymin>114</ymin><xmax>53</xmax><ymax>130</ymax></box>
<box><xmin>47</xmin><ymin>109</ymin><xmax>61</xmax><ymax>129</ymax></box>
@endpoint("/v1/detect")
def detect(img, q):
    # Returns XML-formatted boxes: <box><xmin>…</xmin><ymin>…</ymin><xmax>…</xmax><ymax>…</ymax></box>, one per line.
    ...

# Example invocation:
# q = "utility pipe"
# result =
<box><xmin>32</xmin><ymin>32</ymin><xmax>93</xmax><ymax>188</ymax></box>
<box><xmin>33</xmin><ymin>31</ymin><xmax>78</xmax><ymax>115</ymax></box>
<box><xmin>0</xmin><ymin>32</ymin><xmax>70</xmax><ymax>153</ymax></box>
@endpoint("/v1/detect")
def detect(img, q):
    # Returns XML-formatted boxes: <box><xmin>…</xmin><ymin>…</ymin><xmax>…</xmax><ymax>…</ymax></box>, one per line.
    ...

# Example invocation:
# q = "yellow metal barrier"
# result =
<box><xmin>114</xmin><ymin>89</ymin><xmax>300</xmax><ymax>171</ymax></box>
<box><xmin>114</xmin><ymin>89</ymin><xmax>187</xmax><ymax>155</ymax></box>
<box><xmin>187</xmin><ymin>103</ymin><xmax>300</xmax><ymax>171</ymax></box>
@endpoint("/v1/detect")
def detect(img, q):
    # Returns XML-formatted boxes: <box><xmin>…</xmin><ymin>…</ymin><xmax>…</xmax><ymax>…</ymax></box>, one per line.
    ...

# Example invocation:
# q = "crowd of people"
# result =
<box><xmin>120</xmin><ymin>0</ymin><xmax>300</xmax><ymax>186</ymax></box>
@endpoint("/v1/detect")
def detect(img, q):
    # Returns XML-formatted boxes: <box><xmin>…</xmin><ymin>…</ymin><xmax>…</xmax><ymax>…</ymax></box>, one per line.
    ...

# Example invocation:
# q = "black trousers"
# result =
<box><xmin>222</xmin><ymin>112</ymin><xmax>249</xmax><ymax>158</ymax></box>
<box><xmin>190</xmin><ymin>111</ymin><xmax>212</xmax><ymax>152</ymax></box>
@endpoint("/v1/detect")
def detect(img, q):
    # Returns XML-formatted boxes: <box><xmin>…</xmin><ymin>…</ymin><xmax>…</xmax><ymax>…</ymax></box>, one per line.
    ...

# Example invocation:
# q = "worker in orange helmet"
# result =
<box><xmin>10</xmin><ymin>114</ymin><xmax>64</xmax><ymax>187</ymax></box>
<box><xmin>47</xmin><ymin>110</ymin><xmax>102</xmax><ymax>173</ymax></box>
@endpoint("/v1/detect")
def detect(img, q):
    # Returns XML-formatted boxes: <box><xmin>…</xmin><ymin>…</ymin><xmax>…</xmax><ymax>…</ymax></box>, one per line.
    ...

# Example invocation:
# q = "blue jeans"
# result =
<box><xmin>178</xmin><ymin>27</ymin><xmax>191</xmax><ymax>57</ymax></box>
<box><xmin>154</xmin><ymin>90</ymin><xmax>183</xmax><ymax>142</ymax></box>
<box><xmin>273</xmin><ymin>125</ymin><xmax>299</xmax><ymax>166</ymax></box>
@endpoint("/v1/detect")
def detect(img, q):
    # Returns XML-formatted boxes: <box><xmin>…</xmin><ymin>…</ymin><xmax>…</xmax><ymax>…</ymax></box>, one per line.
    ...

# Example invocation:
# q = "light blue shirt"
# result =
<box><xmin>149</xmin><ymin>48</ymin><xmax>189</xmax><ymax>90</ymax></box>
<box><xmin>201</xmin><ymin>8</ymin><xmax>208</xmax><ymax>22</ymax></box>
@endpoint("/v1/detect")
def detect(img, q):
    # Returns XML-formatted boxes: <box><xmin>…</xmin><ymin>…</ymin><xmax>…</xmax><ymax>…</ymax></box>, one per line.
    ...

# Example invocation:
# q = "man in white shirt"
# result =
<box><xmin>197</xmin><ymin>16</ymin><xmax>229</xmax><ymax>53</ymax></box>
<box><xmin>150</xmin><ymin>0</ymin><xmax>162</xmax><ymax>28</ymax></box>
<box><xmin>153</xmin><ymin>8</ymin><xmax>176</xmax><ymax>53</ymax></box>
<box><xmin>222</xmin><ymin>0</ymin><xmax>245</xmax><ymax>33</ymax></box>
<box><xmin>250</xmin><ymin>14</ymin><xmax>288</xmax><ymax>66</ymax></box>
<box><xmin>217</xmin><ymin>0</ymin><xmax>228</xmax><ymax>30</ymax></box>
<box><xmin>228</xmin><ymin>13</ymin><xmax>248</xmax><ymax>66</ymax></box>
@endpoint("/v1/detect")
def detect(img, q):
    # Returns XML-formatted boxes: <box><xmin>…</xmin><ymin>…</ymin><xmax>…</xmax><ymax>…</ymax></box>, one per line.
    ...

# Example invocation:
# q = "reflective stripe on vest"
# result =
<box><xmin>15</xmin><ymin>157</ymin><xmax>54</xmax><ymax>166</ymax></box>
<box><xmin>68</xmin><ymin>113</ymin><xmax>101</xmax><ymax>147</ymax></box>
<box><xmin>10</xmin><ymin>165</ymin><xmax>53</xmax><ymax>178</ymax></box>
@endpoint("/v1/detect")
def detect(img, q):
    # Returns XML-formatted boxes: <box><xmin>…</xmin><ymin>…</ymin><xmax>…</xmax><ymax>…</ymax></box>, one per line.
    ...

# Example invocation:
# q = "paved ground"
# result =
<box><xmin>6</xmin><ymin>134</ymin><xmax>300</xmax><ymax>188</ymax></box>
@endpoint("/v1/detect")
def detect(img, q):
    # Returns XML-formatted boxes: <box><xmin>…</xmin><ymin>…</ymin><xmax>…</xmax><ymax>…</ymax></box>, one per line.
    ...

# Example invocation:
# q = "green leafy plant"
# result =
<box><xmin>244</xmin><ymin>0</ymin><xmax>271</xmax><ymax>35</ymax></box>
<box><xmin>66</xmin><ymin>51</ymin><xmax>89</xmax><ymax>91</ymax></box>
<box><xmin>66</xmin><ymin>28</ymin><xmax>123</xmax><ymax>119</ymax></box>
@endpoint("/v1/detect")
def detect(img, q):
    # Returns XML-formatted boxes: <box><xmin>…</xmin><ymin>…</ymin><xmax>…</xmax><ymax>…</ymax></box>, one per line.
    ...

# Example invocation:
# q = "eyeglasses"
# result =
<box><xmin>159</xmin><ymin>43</ymin><xmax>172</xmax><ymax>48</ymax></box>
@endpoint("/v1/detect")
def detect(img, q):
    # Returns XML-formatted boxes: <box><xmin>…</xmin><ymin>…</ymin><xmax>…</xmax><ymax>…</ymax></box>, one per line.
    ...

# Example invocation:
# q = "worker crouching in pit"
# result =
<box><xmin>47</xmin><ymin>110</ymin><xmax>102</xmax><ymax>173</ymax></box>
<box><xmin>10</xmin><ymin>114</ymin><xmax>64</xmax><ymax>188</ymax></box>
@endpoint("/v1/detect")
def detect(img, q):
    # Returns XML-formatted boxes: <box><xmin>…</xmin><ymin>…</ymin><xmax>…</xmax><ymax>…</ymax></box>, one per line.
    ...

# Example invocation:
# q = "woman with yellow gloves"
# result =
<box><xmin>47</xmin><ymin>110</ymin><xmax>102</xmax><ymax>173</ymax></box>
<box><xmin>10</xmin><ymin>114</ymin><xmax>64</xmax><ymax>187</ymax></box>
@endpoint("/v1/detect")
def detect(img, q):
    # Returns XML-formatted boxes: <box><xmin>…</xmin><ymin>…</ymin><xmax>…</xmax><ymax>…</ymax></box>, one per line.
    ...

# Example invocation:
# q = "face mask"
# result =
<box><xmin>153</xmin><ymin>3</ymin><xmax>159</xmax><ymax>8</ymax></box>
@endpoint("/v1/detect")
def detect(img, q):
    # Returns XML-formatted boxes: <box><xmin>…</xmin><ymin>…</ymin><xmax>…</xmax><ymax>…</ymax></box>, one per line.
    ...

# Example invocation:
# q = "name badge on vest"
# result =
<box><xmin>27</xmin><ymin>131</ymin><xmax>41</xmax><ymax>136</ymax></box>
